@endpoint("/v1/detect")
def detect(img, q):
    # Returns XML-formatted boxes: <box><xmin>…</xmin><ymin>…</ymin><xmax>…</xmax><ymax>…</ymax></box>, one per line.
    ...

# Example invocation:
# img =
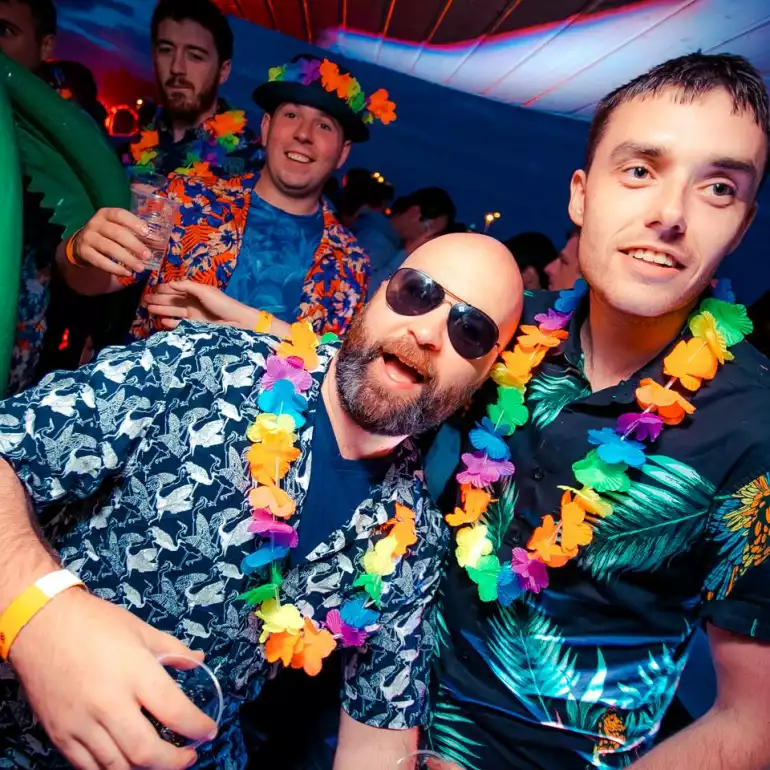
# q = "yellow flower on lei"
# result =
<box><xmin>362</xmin><ymin>535</ymin><xmax>399</xmax><ymax>576</ymax></box>
<box><xmin>247</xmin><ymin>413</ymin><xmax>297</xmax><ymax>443</ymax></box>
<box><xmin>255</xmin><ymin>599</ymin><xmax>304</xmax><ymax>643</ymax></box>
<box><xmin>689</xmin><ymin>311</ymin><xmax>733</xmax><ymax>364</ymax></box>
<box><xmin>455</xmin><ymin>525</ymin><xmax>494</xmax><ymax>569</ymax></box>
<box><xmin>277</xmin><ymin>321</ymin><xmax>320</xmax><ymax>370</ymax></box>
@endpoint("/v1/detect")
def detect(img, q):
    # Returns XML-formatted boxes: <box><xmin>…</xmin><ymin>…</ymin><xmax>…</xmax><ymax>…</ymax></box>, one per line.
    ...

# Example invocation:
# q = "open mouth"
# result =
<box><xmin>285</xmin><ymin>151</ymin><xmax>313</xmax><ymax>164</ymax></box>
<box><xmin>381</xmin><ymin>352</ymin><xmax>426</xmax><ymax>386</ymax></box>
<box><xmin>622</xmin><ymin>248</ymin><xmax>683</xmax><ymax>270</ymax></box>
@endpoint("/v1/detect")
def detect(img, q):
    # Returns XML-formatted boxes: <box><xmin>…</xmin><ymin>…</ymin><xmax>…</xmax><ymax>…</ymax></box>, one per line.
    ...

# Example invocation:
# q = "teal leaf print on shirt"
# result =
<box><xmin>528</xmin><ymin>370</ymin><xmax>591</xmax><ymax>430</ymax></box>
<box><xmin>582</xmin><ymin>455</ymin><xmax>715</xmax><ymax>581</ymax></box>
<box><xmin>486</xmin><ymin>601</ymin><xmax>578</xmax><ymax>722</ymax></box>
<box><xmin>485</xmin><ymin>475</ymin><xmax>517</xmax><ymax>551</ymax></box>
<box><xmin>428</xmin><ymin>689</ymin><xmax>484</xmax><ymax>770</ymax></box>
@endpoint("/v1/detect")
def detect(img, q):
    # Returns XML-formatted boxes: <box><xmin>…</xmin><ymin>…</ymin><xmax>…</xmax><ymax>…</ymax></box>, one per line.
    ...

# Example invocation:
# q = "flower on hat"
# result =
<box><xmin>366</xmin><ymin>89</ymin><xmax>396</xmax><ymax>125</ymax></box>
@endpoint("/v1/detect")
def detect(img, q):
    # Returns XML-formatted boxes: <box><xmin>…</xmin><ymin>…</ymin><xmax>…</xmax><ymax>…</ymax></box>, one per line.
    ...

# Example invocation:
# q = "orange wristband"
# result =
<box><xmin>255</xmin><ymin>310</ymin><xmax>272</xmax><ymax>334</ymax></box>
<box><xmin>65</xmin><ymin>228</ymin><xmax>84</xmax><ymax>267</ymax></box>
<box><xmin>0</xmin><ymin>570</ymin><xmax>85</xmax><ymax>660</ymax></box>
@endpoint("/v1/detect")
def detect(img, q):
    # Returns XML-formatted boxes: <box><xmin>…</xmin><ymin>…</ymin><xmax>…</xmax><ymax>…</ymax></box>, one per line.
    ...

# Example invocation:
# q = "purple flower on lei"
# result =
<box><xmin>534</xmin><ymin>308</ymin><xmax>572</xmax><ymax>331</ymax></box>
<box><xmin>261</xmin><ymin>354</ymin><xmax>313</xmax><ymax>393</ymax></box>
<box><xmin>457</xmin><ymin>451</ymin><xmax>515</xmax><ymax>488</ymax></box>
<box><xmin>616</xmin><ymin>412</ymin><xmax>664</xmax><ymax>442</ymax></box>
<box><xmin>511</xmin><ymin>548</ymin><xmax>549</xmax><ymax>593</ymax></box>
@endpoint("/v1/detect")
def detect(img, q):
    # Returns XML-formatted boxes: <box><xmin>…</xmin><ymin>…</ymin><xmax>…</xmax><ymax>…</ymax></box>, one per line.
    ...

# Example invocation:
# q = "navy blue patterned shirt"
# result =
<box><xmin>0</xmin><ymin>322</ymin><xmax>446</xmax><ymax>768</ymax></box>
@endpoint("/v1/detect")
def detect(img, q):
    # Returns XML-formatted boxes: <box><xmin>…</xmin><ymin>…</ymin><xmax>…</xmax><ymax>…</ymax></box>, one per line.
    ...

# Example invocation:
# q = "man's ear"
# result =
<box><xmin>568</xmin><ymin>169</ymin><xmax>587</xmax><ymax>228</ymax></box>
<box><xmin>336</xmin><ymin>140</ymin><xmax>352</xmax><ymax>170</ymax></box>
<box><xmin>261</xmin><ymin>112</ymin><xmax>272</xmax><ymax>146</ymax></box>
<box><xmin>41</xmin><ymin>34</ymin><xmax>55</xmax><ymax>61</ymax></box>
<box><xmin>219</xmin><ymin>59</ymin><xmax>232</xmax><ymax>86</ymax></box>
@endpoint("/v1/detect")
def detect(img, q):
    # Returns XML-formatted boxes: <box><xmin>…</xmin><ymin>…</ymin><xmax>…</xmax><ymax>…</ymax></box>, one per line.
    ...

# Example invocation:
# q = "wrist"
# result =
<box><xmin>1</xmin><ymin>570</ymin><xmax>85</xmax><ymax>661</ymax></box>
<box><xmin>64</xmin><ymin>228</ymin><xmax>85</xmax><ymax>267</ymax></box>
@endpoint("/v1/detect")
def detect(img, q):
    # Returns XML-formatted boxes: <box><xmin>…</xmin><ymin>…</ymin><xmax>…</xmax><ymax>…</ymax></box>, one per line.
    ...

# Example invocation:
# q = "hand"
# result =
<box><xmin>144</xmin><ymin>281</ymin><xmax>255</xmax><ymax>331</ymax></box>
<box><xmin>9</xmin><ymin>588</ymin><xmax>217</xmax><ymax>770</ymax></box>
<box><xmin>71</xmin><ymin>208</ymin><xmax>154</xmax><ymax>277</ymax></box>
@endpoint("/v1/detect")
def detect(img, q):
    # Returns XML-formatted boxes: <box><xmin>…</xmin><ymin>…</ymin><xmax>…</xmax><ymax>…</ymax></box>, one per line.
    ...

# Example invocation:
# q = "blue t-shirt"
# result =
<box><xmin>225</xmin><ymin>190</ymin><xmax>324</xmax><ymax>323</ymax></box>
<box><xmin>292</xmin><ymin>394</ymin><xmax>391</xmax><ymax>566</ymax></box>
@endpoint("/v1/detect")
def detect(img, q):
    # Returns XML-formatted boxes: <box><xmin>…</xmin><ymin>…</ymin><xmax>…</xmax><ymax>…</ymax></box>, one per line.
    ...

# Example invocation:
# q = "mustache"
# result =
<box><xmin>377</xmin><ymin>337</ymin><xmax>436</xmax><ymax>381</ymax></box>
<box><xmin>165</xmin><ymin>78</ymin><xmax>193</xmax><ymax>89</ymax></box>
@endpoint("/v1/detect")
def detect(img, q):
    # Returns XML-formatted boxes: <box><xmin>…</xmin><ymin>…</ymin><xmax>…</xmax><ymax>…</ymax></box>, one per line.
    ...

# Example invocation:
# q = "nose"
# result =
<box><xmin>170</xmin><ymin>50</ymin><xmax>186</xmax><ymax>76</ymax></box>
<box><xmin>293</xmin><ymin>115</ymin><xmax>313</xmax><ymax>144</ymax></box>
<box><xmin>646</xmin><ymin>178</ymin><xmax>687</xmax><ymax>240</ymax></box>
<box><xmin>407</xmin><ymin>306</ymin><xmax>448</xmax><ymax>352</ymax></box>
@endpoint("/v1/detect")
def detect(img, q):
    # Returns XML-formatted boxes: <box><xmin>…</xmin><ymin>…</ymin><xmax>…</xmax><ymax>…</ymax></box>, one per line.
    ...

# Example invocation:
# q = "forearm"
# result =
<box><xmin>55</xmin><ymin>240</ymin><xmax>126</xmax><ymax>296</ymax></box>
<box><xmin>333</xmin><ymin>710</ymin><xmax>418</xmax><ymax>770</ymax></box>
<box><xmin>0</xmin><ymin>459</ymin><xmax>59</xmax><ymax>613</ymax></box>
<box><xmin>631</xmin><ymin>707</ymin><xmax>769</xmax><ymax>769</ymax></box>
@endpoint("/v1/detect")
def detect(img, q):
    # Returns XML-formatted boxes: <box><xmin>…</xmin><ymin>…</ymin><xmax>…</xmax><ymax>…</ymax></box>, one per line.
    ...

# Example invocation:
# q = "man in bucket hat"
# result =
<box><xmin>55</xmin><ymin>54</ymin><xmax>397</xmax><ymax>343</ymax></box>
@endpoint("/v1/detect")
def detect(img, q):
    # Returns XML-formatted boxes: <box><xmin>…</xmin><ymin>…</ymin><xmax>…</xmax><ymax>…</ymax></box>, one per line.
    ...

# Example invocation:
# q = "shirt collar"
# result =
<box><xmin>556</xmin><ymin>291</ymin><xmax>696</xmax><ymax>406</ymax></box>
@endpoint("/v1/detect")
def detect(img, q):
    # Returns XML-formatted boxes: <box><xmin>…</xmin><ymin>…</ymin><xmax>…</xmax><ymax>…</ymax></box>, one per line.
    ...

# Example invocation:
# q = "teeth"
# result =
<box><xmin>627</xmin><ymin>249</ymin><xmax>676</xmax><ymax>268</ymax></box>
<box><xmin>287</xmin><ymin>152</ymin><xmax>311</xmax><ymax>163</ymax></box>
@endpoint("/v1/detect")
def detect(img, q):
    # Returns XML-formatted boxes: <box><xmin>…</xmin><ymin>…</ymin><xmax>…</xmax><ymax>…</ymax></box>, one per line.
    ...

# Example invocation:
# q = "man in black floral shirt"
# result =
<box><xmin>0</xmin><ymin>235</ymin><xmax>523</xmax><ymax>769</ymax></box>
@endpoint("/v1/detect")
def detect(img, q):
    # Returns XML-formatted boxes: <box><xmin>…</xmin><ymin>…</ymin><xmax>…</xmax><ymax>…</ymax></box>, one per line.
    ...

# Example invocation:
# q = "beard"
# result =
<box><xmin>158</xmin><ymin>73</ymin><xmax>218</xmax><ymax>123</ymax></box>
<box><xmin>334</xmin><ymin>310</ymin><xmax>477</xmax><ymax>437</ymax></box>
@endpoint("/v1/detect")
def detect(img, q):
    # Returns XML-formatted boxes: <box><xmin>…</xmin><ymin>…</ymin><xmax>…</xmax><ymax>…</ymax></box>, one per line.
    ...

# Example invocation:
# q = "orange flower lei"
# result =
<box><xmin>448</xmin><ymin>280</ymin><xmax>753</xmax><ymax>604</ymax></box>
<box><xmin>239</xmin><ymin>323</ymin><xmax>417</xmax><ymax>675</ymax></box>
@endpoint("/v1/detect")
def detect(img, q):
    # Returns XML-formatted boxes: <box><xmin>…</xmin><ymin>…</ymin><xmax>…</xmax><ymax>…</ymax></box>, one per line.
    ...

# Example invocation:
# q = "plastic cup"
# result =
<box><xmin>142</xmin><ymin>653</ymin><xmax>224</xmax><ymax>748</ymax></box>
<box><xmin>130</xmin><ymin>185</ymin><xmax>179</xmax><ymax>271</ymax></box>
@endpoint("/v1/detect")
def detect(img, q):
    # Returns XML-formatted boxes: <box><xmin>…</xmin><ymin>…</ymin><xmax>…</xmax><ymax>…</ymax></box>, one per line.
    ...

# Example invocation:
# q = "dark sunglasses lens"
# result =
<box><xmin>387</xmin><ymin>269</ymin><xmax>444</xmax><ymax>316</ymax></box>
<box><xmin>448</xmin><ymin>303</ymin><xmax>499</xmax><ymax>359</ymax></box>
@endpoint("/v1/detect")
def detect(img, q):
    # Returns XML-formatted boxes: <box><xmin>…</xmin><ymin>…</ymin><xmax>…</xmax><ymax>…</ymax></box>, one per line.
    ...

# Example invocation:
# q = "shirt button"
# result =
<box><xmin>532</xmin><ymin>467</ymin><xmax>545</xmax><ymax>481</ymax></box>
<box><xmin>461</xmin><ymin>652</ymin><xmax>471</xmax><ymax>662</ymax></box>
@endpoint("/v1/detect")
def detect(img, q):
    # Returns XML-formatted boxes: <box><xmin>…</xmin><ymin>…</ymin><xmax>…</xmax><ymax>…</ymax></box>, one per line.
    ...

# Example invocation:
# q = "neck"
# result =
<box><xmin>581</xmin><ymin>291</ymin><xmax>696</xmax><ymax>392</ymax></box>
<box><xmin>169</xmin><ymin>98</ymin><xmax>219</xmax><ymax>143</ymax></box>
<box><xmin>322</xmin><ymin>360</ymin><xmax>405</xmax><ymax>460</ymax></box>
<box><xmin>254</xmin><ymin>169</ymin><xmax>320</xmax><ymax>216</ymax></box>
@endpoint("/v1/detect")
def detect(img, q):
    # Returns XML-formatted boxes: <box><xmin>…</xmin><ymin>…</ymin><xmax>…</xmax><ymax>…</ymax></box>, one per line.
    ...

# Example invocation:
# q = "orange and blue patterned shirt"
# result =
<box><xmin>120</xmin><ymin>172</ymin><xmax>370</xmax><ymax>340</ymax></box>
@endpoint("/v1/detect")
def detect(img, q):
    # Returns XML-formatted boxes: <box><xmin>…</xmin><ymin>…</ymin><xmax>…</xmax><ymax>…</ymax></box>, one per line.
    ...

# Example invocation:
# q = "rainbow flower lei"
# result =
<box><xmin>448</xmin><ymin>279</ymin><xmax>753</xmax><ymax>605</ymax></box>
<box><xmin>130</xmin><ymin>108</ymin><xmax>250</xmax><ymax>181</ymax></box>
<box><xmin>268</xmin><ymin>58</ymin><xmax>397</xmax><ymax>126</ymax></box>
<box><xmin>239</xmin><ymin>322</ymin><xmax>417</xmax><ymax>675</ymax></box>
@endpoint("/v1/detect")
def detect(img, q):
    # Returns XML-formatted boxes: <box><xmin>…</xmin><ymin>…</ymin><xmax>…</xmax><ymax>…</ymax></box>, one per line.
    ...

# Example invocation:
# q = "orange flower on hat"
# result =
<box><xmin>635</xmin><ymin>378</ymin><xmax>695</xmax><ymax>425</ymax></box>
<box><xmin>367</xmin><ymin>88</ymin><xmax>396</xmax><ymax>124</ymax></box>
<box><xmin>320</xmin><ymin>59</ymin><xmax>351</xmax><ymax>98</ymax></box>
<box><xmin>131</xmin><ymin>130</ymin><xmax>159</xmax><ymax>162</ymax></box>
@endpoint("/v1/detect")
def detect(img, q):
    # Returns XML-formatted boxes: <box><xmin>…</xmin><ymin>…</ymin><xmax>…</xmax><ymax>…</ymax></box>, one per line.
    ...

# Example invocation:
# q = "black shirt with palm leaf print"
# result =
<box><xmin>429</xmin><ymin>290</ymin><xmax>770</xmax><ymax>770</ymax></box>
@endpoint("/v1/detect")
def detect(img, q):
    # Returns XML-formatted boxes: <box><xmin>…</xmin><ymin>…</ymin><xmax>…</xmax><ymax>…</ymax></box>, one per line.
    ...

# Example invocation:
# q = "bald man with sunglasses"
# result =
<box><xmin>0</xmin><ymin>233</ymin><xmax>522</xmax><ymax>770</ymax></box>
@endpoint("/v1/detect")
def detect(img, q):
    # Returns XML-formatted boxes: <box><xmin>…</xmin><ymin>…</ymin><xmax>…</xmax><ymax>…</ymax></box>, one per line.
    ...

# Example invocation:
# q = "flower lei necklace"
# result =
<box><xmin>238</xmin><ymin>322</ymin><xmax>418</xmax><ymax>675</ymax></box>
<box><xmin>448</xmin><ymin>278</ymin><xmax>753</xmax><ymax>605</ymax></box>
<box><xmin>130</xmin><ymin>108</ymin><xmax>249</xmax><ymax>182</ymax></box>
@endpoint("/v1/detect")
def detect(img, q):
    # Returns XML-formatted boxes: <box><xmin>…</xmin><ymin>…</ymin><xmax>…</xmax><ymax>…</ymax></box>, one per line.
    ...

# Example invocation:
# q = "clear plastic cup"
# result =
<box><xmin>142</xmin><ymin>653</ymin><xmax>224</xmax><ymax>748</ymax></box>
<box><xmin>130</xmin><ymin>185</ymin><xmax>180</xmax><ymax>271</ymax></box>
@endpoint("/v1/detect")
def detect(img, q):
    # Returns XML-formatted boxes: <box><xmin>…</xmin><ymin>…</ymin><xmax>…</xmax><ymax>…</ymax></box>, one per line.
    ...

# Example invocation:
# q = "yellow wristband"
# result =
<box><xmin>0</xmin><ymin>570</ymin><xmax>85</xmax><ymax>660</ymax></box>
<box><xmin>65</xmin><ymin>228</ymin><xmax>85</xmax><ymax>267</ymax></box>
<box><xmin>255</xmin><ymin>310</ymin><xmax>272</xmax><ymax>334</ymax></box>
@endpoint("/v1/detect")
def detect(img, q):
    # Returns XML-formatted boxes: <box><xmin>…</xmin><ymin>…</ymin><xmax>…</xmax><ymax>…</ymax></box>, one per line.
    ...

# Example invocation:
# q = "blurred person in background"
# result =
<box><xmin>359</xmin><ymin>187</ymin><xmax>456</xmax><ymax>298</ymax></box>
<box><xmin>336</xmin><ymin>168</ymin><xmax>394</xmax><ymax>229</ymax></box>
<box><xmin>544</xmin><ymin>225</ymin><xmax>581</xmax><ymax>291</ymax></box>
<box><xmin>0</xmin><ymin>0</ymin><xmax>61</xmax><ymax>394</ymax></box>
<box><xmin>0</xmin><ymin>0</ymin><xmax>55</xmax><ymax>71</ymax></box>
<box><xmin>503</xmin><ymin>231</ymin><xmax>558</xmax><ymax>291</ymax></box>
<box><xmin>122</xmin><ymin>0</ymin><xmax>263</xmax><ymax>179</ymax></box>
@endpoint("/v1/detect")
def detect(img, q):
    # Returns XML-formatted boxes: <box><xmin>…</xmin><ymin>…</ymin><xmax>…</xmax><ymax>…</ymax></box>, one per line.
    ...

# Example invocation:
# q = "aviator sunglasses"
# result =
<box><xmin>385</xmin><ymin>268</ymin><xmax>500</xmax><ymax>360</ymax></box>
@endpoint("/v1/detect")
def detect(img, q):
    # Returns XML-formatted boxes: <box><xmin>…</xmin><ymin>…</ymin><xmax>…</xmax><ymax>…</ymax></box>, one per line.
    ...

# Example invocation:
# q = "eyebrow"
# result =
<box><xmin>610</xmin><ymin>141</ymin><xmax>758</xmax><ymax>179</ymax></box>
<box><xmin>155</xmin><ymin>38</ymin><xmax>211</xmax><ymax>56</ymax></box>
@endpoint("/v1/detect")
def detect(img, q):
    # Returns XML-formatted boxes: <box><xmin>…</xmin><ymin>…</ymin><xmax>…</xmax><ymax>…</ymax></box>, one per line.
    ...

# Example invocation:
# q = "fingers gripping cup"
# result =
<box><xmin>130</xmin><ymin>178</ymin><xmax>179</xmax><ymax>272</ymax></box>
<box><xmin>143</xmin><ymin>653</ymin><xmax>224</xmax><ymax>748</ymax></box>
